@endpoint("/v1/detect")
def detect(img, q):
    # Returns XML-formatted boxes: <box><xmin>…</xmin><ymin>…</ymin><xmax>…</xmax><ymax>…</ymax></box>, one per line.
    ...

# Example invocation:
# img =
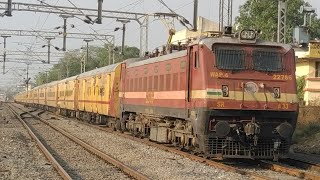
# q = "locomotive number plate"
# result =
<box><xmin>272</xmin><ymin>75</ymin><xmax>293</xmax><ymax>81</ymax></box>
<box><xmin>216</xmin><ymin>101</ymin><xmax>225</xmax><ymax>108</ymax></box>
<box><xmin>210</xmin><ymin>72</ymin><xmax>229</xmax><ymax>78</ymax></box>
<box><xmin>277</xmin><ymin>103</ymin><xmax>289</xmax><ymax>110</ymax></box>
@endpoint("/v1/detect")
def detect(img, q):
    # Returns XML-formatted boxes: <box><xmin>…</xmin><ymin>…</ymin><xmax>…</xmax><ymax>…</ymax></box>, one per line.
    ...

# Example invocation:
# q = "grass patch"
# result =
<box><xmin>293</xmin><ymin>122</ymin><xmax>320</xmax><ymax>143</ymax></box>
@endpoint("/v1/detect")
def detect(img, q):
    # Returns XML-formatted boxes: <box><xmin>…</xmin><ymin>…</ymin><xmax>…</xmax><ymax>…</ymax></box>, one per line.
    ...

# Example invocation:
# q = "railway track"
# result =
<box><xmin>30</xmin><ymin>105</ymin><xmax>315</xmax><ymax>180</ymax></box>
<box><xmin>7</xmin><ymin>104</ymin><xmax>149</xmax><ymax>180</ymax></box>
<box><xmin>258</xmin><ymin>160</ymin><xmax>320</xmax><ymax>180</ymax></box>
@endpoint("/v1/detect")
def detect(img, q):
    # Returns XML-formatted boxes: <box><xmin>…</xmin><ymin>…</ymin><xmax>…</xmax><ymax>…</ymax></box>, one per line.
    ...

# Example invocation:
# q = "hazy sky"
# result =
<box><xmin>0</xmin><ymin>0</ymin><xmax>319</xmax><ymax>89</ymax></box>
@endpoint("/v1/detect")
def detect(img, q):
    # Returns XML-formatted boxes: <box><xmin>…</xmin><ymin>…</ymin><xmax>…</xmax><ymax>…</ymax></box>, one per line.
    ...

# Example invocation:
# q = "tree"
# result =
<box><xmin>296</xmin><ymin>76</ymin><xmax>306</xmax><ymax>103</ymax></box>
<box><xmin>235</xmin><ymin>0</ymin><xmax>320</xmax><ymax>42</ymax></box>
<box><xmin>35</xmin><ymin>45</ymin><xmax>140</xmax><ymax>85</ymax></box>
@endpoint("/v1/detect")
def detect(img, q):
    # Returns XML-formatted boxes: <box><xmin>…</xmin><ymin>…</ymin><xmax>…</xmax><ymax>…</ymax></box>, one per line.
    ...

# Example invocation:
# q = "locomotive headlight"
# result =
<box><xmin>273</xmin><ymin>87</ymin><xmax>281</xmax><ymax>99</ymax></box>
<box><xmin>222</xmin><ymin>85</ymin><xmax>229</xmax><ymax>97</ymax></box>
<box><xmin>240</xmin><ymin>30</ymin><xmax>257</xmax><ymax>40</ymax></box>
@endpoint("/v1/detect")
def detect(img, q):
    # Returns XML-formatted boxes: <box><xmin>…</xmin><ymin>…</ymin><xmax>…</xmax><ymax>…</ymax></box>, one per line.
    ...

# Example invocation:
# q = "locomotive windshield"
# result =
<box><xmin>214</xmin><ymin>48</ymin><xmax>245</xmax><ymax>70</ymax></box>
<box><xmin>214</xmin><ymin>46</ymin><xmax>283</xmax><ymax>72</ymax></box>
<box><xmin>253</xmin><ymin>50</ymin><xmax>283</xmax><ymax>72</ymax></box>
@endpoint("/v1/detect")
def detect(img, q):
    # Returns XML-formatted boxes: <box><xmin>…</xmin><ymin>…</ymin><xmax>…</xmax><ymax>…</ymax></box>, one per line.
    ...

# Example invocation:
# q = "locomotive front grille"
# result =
<box><xmin>205</xmin><ymin>137</ymin><xmax>290</xmax><ymax>159</ymax></box>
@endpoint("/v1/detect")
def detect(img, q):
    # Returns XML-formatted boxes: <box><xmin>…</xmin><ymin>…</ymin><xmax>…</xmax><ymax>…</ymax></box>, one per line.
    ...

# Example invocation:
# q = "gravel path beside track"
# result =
<box><xmin>43</xmin><ymin>114</ymin><xmax>251</xmax><ymax>180</ymax></box>
<box><xmin>0</xmin><ymin>105</ymin><xmax>60</xmax><ymax>180</ymax></box>
<box><xmin>23</xmin><ymin>114</ymin><xmax>131</xmax><ymax>180</ymax></box>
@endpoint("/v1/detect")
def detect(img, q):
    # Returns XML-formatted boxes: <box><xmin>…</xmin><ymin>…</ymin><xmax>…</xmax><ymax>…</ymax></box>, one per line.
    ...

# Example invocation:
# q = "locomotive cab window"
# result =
<box><xmin>253</xmin><ymin>50</ymin><xmax>283</xmax><ymax>72</ymax></box>
<box><xmin>214</xmin><ymin>47</ymin><xmax>245</xmax><ymax>70</ymax></box>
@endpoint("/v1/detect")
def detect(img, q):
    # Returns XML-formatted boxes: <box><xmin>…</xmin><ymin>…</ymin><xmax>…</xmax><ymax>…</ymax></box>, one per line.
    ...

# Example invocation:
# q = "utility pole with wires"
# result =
<box><xmin>5</xmin><ymin>0</ymin><xmax>12</xmax><ymax>16</ymax></box>
<box><xmin>83</xmin><ymin>39</ymin><xmax>93</xmax><ymax>73</ymax></box>
<box><xmin>25</xmin><ymin>63</ymin><xmax>31</xmax><ymax>94</ymax></box>
<box><xmin>193</xmin><ymin>0</ymin><xmax>198</xmax><ymax>31</ymax></box>
<box><xmin>59</xmin><ymin>14</ymin><xmax>73</xmax><ymax>51</ymax></box>
<box><xmin>1</xmin><ymin>35</ymin><xmax>11</xmax><ymax>75</ymax></box>
<box><xmin>115</xmin><ymin>19</ymin><xmax>130</xmax><ymax>55</ymax></box>
<box><xmin>97</xmin><ymin>0</ymin><xmax>103</xmax><ymax>24</ymax></box>
<box><xmin>219</xmin><ymin>0</ymin><xmax>233</xmax><ymax>32</ymax></box>
<box><xmin>45</xmin><ymin>37</ymin><xmax>55</xmax><ymax>64</ymax></box>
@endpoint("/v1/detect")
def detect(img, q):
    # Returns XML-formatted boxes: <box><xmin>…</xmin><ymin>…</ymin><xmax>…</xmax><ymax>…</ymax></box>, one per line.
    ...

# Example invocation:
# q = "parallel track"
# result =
<box><xmin>8</xmin><ymin>103</ymin><xmax>149</xmax><ymax>180</ymax></box>
<box><xmin>7</xmin><ymin>104</ymin><xmax>72</xmax><ymax>180</ymax></box>
<box><xmin>259</xmin><ymin>157</ymin><xmax>320</xmax><ymax>180</ymax></box>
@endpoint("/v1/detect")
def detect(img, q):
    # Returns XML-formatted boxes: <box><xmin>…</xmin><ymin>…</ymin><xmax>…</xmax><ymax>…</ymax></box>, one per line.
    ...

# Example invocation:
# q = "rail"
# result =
<box><xmin>6</xmin><ymin>104</ymin><xmax>72</xmax><ymax>180</ymax></box>
<box><xmin>9</xmin><ymin>103</ymin><xmax>150</xmax><ymax>180</ymax></box>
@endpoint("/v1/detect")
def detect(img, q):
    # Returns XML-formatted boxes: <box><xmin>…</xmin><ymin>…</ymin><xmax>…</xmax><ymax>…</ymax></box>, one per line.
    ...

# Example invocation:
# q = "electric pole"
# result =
<box><xmin>1</xmin><ymin>35</ymin><xmax>11</xmax><ymax>74</ymax></box>
<box><xmin>115</xmin><ymin>19</ymin><xmax>130</xmax><ymax>55</ymax></box>
<box><xmin>219</xmin><ymin>0</ymin><xmax>233</xmax><ymax>32</ymax></box>
<box><xmin>5</xmin><ymin>0</ymin><xmax>12</xmax><ymax>16</ymax></box>
<box><xmin>59</xmin><ymin>15</ymin><xmax>73</xmax><ymax>51</ymax></box>
<box><xmin>97</xmin><ymin>0</ymin><xmax>103</xmax><ymax>24</ymax></box>
<box><xmin>26</xmin><ymin>63</ymin><xmax>31</xmax><ymax>94</ymax></box>
<box><xmin>83</xmin><ymin>39</ymin><xmax>93</xmax><ymax>73</ymax></box>
<box><xmin>193</xmin><ymin>0</ymin><xmax>198</xmax><ymax>31</ymax></box>
<box><xmin>277</xmin><ymin>0</ymin><xmax>287</xmax><ymax>43</ymax></box>
<box><xmin>45</xmin><ymin>37</ymin><xmax>55</xmax><ymax>64</ymax></box>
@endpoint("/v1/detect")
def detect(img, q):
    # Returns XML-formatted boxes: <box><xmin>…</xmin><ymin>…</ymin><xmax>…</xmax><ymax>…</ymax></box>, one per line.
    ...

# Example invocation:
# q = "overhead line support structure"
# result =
<box><xmin>0</xmin><ymin>51</ymin><xmax>64</xmax><ymax>57</ymax></box>
<box><xmin>219</xmin><ymin>0</ymin><xmax>233</xmax><ymax>32</ymax></box>
<box><xmin>1</xmin><ymin>35</ymin><xmax>10</xmax><ymax>74</ymax></box>
<box><xmin>0</xmin><ymin>29</ymin><xmax>114</xmax><ymax>43</ymax></box>
<box><xmin>59</xmin><ymin>15</ymin><xmax>73</xmax><ymax>51</ymax></box>
<box><xmin>0</xmin><ymin>28</ymin><xmax>115</xmax><ymax>63</ymax></box>
<box><xmin>277</xmin><ymin>0</ymin><xmax>287</xmax><ymax>43</ymax></box>
<box><xmin>0</xmin><ymin>1</ymin><xmax>149</xmax><ymax>57</ymax></box>
<box><xmin>45</xmin><ymin>37</ymin><xmax>55</xmax><ymax>64</ymax></box>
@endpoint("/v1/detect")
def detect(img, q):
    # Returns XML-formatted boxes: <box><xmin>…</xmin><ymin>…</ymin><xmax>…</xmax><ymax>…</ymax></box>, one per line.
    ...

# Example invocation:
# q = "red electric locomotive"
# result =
<box><xmin>120</xmin><ymin>29</ymin><xmax>298</xmax><ymax>160</ymax></box>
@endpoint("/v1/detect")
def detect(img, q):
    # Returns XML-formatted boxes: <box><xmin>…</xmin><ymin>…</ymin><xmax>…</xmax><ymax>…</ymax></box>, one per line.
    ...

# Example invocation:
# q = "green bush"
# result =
<box><xmin>293</xmin><ymin>122</ymin><xmax>320</xmax><ymax>143</ymax></box>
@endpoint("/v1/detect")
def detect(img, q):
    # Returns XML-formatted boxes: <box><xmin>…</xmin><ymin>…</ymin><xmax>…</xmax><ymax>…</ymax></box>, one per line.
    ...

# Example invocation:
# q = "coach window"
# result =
<box><xmin>194</xmin><ymin>51</ymin><xmax>200</xmax><ymax>68</ymax></box>
<box><xmin>100</xmin><ymin>87</ymin><xmax>105</xmax><ymax>96</ymax></box>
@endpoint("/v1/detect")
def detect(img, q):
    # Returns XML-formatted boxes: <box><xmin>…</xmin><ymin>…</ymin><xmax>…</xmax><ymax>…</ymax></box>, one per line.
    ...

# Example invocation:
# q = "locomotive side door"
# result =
<box><xmin>186</xmin><ymin>45</ymin><xmax>200</xmax><ymax>119</ymax></box>
<box><xmin>186</xmin><ymin>46</ymin><xmax>195</xmax><ymax>118</ymax></box>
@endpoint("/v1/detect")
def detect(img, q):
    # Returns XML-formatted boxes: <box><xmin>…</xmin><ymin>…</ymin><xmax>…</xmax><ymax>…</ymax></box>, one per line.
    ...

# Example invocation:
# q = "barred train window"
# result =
<box><xmin>214</xmin><ymin>48</ymin><xmax>245</xmax><ymax>70</ymax></box>
<box><xmin>253</xmin><ymin>50</ymin><xmax>282</xmax><ymax>72</ymax></box>
<box><xmin>100</xmin><ymin>87</ymin><xmax>105</xmax><ymax>96</ymax></box>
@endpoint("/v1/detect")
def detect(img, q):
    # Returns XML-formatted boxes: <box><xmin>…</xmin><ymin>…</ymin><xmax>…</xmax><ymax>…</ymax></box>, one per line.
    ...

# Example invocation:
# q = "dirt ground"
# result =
<box><xmin>292</xmin><ymin>106</ymin><xmax>320</xmax><ymax>155</ymax></box>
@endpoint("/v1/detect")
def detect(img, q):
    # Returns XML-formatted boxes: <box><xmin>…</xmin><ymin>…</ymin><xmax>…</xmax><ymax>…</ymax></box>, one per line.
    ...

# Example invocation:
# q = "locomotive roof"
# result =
<box><xmin>127</xmin><ymin>50</ymin><xmax>187</xmax><ymax>68</ymax></box>
<box><xmin>198</xmin><ymin>36</ymin><xmax>292</xmax><ymax>52</ymax></box>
